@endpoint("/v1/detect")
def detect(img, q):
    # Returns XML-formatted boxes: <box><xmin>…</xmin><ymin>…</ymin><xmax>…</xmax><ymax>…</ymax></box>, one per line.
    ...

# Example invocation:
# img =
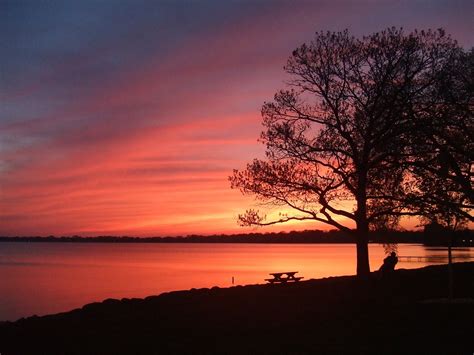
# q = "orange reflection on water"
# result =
<box><xmin>1</xmin><ymin>242</ymin><xmax>473</xmax><ymax>321</ymax></box>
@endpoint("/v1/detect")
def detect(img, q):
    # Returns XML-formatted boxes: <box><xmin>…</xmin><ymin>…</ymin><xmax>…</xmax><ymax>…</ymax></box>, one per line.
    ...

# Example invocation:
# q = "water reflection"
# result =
<box><xmin>0</xmin><ymin>242</ymin><xmax>472</xmax><ymax>321</ymax></box>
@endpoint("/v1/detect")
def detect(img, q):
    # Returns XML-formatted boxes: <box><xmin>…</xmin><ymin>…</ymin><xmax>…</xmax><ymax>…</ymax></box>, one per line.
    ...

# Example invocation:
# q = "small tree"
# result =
<box><xmin>230</xmin><ymin>28</ymin><xmax>467</xmax><ymax>277</ymax></box>
<box><xmin>421</xmin><ymin>208</ymin><xmax>468</xmax><ymax>301</ymax></box>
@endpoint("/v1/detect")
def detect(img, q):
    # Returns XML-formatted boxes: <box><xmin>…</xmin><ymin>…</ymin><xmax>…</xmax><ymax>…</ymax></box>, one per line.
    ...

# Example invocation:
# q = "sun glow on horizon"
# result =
<box><xmin>1</xmin><ymin>1</ymin><xmax>472</xmax><ymax>237</ymax></box>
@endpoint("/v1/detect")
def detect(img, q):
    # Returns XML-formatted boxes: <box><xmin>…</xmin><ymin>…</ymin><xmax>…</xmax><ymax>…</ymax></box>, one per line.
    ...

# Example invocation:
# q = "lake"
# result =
<box><xmin>1</xmin><ymin>242</ymin><xmax>473</xmax><ymax>321</ymax></box>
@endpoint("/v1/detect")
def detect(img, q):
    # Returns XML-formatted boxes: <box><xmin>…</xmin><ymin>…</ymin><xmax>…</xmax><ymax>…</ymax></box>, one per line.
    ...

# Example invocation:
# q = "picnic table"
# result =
<box><xmin>265</xmin><ymin>271</ymin><xmax>304</xmax><ymax>284</ymax></box>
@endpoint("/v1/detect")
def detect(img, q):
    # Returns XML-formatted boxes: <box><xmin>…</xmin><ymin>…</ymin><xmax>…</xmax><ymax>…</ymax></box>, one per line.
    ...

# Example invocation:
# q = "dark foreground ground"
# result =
<box><xmin>1</xmin><ymin>263</ymin><xmax>473</xmax><ymax>355</ymax></box>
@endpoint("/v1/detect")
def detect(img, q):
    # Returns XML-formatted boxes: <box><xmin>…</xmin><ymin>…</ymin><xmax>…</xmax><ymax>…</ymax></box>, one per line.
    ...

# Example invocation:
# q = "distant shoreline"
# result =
<box><xmin>1</xmin><ymin>229</ymin><xmax>473</xmax><ymax>246</ymax></box>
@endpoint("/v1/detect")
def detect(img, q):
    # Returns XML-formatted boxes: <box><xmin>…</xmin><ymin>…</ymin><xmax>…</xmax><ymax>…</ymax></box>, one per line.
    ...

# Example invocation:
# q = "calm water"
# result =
<box><xmin>0</xmin><ymin>242</ymin><xmax>472</xmax><ymax>321</ymax></box>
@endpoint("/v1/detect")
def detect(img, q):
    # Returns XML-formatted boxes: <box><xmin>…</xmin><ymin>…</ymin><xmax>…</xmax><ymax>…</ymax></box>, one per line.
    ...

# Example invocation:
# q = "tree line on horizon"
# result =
<box><xmin>1</xmin><ymin>226</ymin><xmax>472</xmax><ymax>245</ymax></box>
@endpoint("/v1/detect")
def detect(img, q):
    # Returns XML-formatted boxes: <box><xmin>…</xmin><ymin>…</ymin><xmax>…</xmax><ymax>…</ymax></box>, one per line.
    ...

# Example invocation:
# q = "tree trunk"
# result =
<box><xmin>448</xmin><ymin>244</ymin><xmax>453</xmax><ymax>301</ymax></box>
<box><xmin>356</xmin><ymin>226</ymin><xmax>371</xmax><ymax>277</ymax></box>
<box><xmin>355</xmin><ymin>172</ymin><xmax>371</xmax><ymax>277</ymax></box>
<box><xmin>448</xmin><ymin>232</ymin><xmax>453</xmax><ymax>302</ymax></box>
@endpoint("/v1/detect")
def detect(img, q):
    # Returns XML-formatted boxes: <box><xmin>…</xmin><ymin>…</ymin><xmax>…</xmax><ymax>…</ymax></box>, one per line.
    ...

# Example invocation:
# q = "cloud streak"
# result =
<box><xmin>1</xmin><ymin>0</ymin><xmax>472</xmax><ymax>236</ymax></box>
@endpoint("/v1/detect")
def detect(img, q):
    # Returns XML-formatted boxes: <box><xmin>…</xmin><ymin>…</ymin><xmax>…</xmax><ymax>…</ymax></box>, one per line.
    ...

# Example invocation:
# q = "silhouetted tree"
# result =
<box><xmin>414</xmin><ymin>56</ymin><xmax>474</xmax><ymax>294</ymax></box>
<box><xmin>230</xmin><ymin>28</ymin><xmax>470</xmax><ymax>277</ymax></box>
<box><xmin>405</xmin><ymin>48</ymin><xmax>473</xmax><ymax>221</ymax></box>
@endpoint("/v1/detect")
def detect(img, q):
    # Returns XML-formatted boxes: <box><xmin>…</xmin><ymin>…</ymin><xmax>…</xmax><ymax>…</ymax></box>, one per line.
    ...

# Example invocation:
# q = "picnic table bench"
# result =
<box><xmin>265</xmin><ymin>271</ymin><xmax>304</xmax><ymax>284</ymax></box>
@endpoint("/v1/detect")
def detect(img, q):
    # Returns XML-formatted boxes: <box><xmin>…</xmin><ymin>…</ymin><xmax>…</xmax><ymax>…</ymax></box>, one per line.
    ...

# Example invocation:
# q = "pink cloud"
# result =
<box><xmin>2</xmin><ymin>1</ymin><xmax>472</xmax><ymax>236</ymax></box>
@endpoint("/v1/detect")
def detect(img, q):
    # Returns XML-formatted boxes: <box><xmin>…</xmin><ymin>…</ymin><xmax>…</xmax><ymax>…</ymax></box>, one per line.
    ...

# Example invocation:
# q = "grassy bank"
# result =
<box><xmin>1</xmin><ymin>263</ymin><xmax>473</xmax><ymax>354</ymax></box>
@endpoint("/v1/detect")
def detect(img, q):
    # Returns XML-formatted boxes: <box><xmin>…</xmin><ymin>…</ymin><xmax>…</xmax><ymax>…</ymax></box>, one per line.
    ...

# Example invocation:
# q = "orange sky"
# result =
<box><xmin>1</xmin><ymin>1</ymin><xmax>472</xmax><ymax>236</ymax></box>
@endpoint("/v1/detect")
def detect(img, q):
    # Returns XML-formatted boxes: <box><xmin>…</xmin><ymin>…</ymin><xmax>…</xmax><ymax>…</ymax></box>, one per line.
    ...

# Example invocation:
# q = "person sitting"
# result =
<box><xmin>379</xmin><ymin>252</ymin><xmax>398</xmax><ymax>277</ymax></box>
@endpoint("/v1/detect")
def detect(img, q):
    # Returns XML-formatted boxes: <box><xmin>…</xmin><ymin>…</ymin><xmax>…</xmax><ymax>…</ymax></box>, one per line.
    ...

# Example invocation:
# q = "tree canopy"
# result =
<box><xmin>405</xmin><ymin>48</ymin><xmax>473</xmax><ymax>227</ymax></box>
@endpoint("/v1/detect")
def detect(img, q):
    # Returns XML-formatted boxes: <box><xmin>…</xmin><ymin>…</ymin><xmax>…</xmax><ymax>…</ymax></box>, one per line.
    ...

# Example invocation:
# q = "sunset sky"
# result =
<box><xmin>1</xmin><ymin>0</ymin><xmax>473</xmax><ymax>236</ymax></box>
